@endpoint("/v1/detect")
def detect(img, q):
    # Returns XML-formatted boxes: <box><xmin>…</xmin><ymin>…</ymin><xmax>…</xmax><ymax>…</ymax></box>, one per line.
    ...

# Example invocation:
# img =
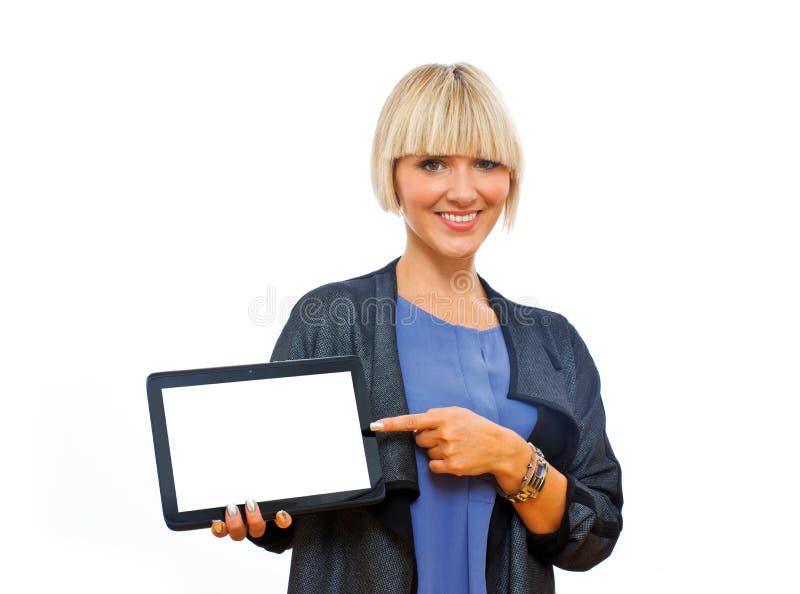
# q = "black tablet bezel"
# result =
<box><xmin>147</xmin><ymin>356</ymin><xmax>384</xmax><ymax>531</ymax></box>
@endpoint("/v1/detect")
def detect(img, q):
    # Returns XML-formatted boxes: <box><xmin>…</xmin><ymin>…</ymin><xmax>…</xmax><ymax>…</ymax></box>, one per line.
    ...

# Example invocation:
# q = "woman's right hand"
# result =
<box><xmin>210</xmin><ymin>499</ymin><xmax>292</xmax><ymax>541</ymax></box>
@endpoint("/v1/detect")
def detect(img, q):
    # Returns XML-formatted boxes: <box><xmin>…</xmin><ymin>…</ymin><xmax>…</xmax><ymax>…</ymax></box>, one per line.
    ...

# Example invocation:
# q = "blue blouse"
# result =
<box><xmin>395</xmin><ymin>295</ymin><xmax>539</xmax><ymax>594</ymax></box>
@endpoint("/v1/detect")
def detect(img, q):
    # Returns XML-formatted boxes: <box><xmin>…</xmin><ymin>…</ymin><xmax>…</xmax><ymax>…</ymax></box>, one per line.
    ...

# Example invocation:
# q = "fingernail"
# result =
<box><xmin>370</xmin><ymin>421</ymin><xmax>384</xmax><ymax>431</ymax></box>
<box><xmin>211</xmin><ymin>520</ymin><xmax>224</xmax><ymax>534</ymax></box>
<box><xmin>276</xmin><ymin>510</ymin><xmax>288</xmax><ymax>522</ymax></box>
<box><xmin>227</xmin><ymin>503</ymin><xmax>238</xmax><ymax>517</ymax></box>
<box><xmin>246</xmin><ymin>499</ymin><xmax>256</xmax><ymax>513</ymax></box>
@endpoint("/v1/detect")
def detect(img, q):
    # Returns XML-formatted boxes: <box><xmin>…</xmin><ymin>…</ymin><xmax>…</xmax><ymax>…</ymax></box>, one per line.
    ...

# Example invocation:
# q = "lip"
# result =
<box><xmin>436</xmin><ymin>210</ymin><xmax>481</xmax><ymax>231</ymax></box>
<box><xmin>437</xmin><ymin>210</ymin><xmax>479</xmax><ymax>216</ymax></box>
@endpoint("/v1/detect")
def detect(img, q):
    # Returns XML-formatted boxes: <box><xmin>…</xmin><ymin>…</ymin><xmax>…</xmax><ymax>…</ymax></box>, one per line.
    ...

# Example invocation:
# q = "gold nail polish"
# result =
<box><xmin>276</xmin><ymin>510</ymin><xmax>287</xmax><ymax>522</ymax></box>
<box><xmin>212</xmin><ymin>521</ymin><xmax>223</xmax><ymax>534</ymax></box>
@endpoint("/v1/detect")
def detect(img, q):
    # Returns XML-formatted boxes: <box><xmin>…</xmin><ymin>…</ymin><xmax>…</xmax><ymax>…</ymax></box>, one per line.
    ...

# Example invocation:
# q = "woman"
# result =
<box><xmin>211</xmin><ymin>63</ymin><xmax>623</xmax><ymax>593</ymax></box>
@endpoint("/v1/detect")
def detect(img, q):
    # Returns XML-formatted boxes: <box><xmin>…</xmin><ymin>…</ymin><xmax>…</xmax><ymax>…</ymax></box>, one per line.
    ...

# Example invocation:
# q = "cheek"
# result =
<box><xmin>483</xmin><ymin>175</ymin><xmax>511</xmax><ymax>205</ymax></box>
<box><xmin>398</xmin><ymin>176</ymin><xmax>441</xmax><ymax>207</ymax></box>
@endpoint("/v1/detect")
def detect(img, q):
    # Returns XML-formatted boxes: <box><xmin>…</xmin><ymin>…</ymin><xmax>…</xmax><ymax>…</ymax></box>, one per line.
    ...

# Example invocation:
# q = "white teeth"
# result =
<box><xmin>441</xmin><ymin>212</ymin><xmax>477</xmax><ymax>223</ymax></box>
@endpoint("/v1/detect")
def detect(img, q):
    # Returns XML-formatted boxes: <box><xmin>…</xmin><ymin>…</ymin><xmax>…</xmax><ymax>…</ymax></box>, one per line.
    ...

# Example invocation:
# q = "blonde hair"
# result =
<box><xmin>371</xmin><ymin>63</ymin><xmax>524</xmax><ymax>231</ymax></box>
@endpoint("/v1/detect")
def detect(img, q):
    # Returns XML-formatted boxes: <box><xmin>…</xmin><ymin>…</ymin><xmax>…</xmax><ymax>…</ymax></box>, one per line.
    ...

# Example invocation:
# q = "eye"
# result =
<box><xmin>419</xmin><ymin>159</ymin><xmax>446</xmax><ymax>172</ymax></box>
<box><xmin>476</xmin><ymin>159</ymin><xmax>500</xmax><ymax>170</ymax></box>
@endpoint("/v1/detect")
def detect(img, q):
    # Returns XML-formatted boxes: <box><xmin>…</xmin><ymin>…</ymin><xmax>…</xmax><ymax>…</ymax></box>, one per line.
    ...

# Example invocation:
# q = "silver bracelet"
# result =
<box><xmin>496</xmin><ymin>443</ymin><xmax>548</xmax><ymax>504</ymax></box>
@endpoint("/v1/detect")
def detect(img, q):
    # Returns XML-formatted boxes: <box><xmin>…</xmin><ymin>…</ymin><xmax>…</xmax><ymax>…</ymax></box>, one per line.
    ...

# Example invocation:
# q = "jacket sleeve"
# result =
<box><xmin>247</xmin><ymin>288</ymin><xmax>356</xmax><ymax>553</ymax></box>
<box><xmin>527</xmin><ymin>320</ymin><xmax>623</xmax><ymax>570</ymax></box>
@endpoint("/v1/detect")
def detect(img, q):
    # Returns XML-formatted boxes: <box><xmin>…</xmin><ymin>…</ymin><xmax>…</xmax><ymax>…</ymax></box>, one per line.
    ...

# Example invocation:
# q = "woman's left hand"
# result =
<box><xmin>372</xmin><ymin>406</ymin><xmax>529</xmax><ymax>483</ymax></box>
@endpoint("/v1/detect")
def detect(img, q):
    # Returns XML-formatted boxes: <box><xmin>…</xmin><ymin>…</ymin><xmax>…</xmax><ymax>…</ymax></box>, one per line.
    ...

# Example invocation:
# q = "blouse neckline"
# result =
<box><xmin>397</xmin><ymin>294</ymin><xmax>502</xmax><ymax>334</ymax></box>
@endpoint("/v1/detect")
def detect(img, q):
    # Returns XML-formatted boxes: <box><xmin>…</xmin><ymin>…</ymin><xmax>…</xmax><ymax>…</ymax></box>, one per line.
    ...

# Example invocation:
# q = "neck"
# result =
<box><xmin>396</xmin><ymin>237</ymin><xmax>483</xmax><ymax>303</ymax></box>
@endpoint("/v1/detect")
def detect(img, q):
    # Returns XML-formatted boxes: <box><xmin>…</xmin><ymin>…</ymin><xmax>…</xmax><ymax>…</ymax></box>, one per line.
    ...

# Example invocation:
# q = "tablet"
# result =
<box><xmin>147</xmin><ymin>356</ymin><xmax>384</xmax><ymax>531</ymax></box>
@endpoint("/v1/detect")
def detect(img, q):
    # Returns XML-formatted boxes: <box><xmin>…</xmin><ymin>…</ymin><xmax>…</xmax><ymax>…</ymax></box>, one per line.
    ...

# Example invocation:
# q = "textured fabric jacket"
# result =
<box><xmin>249</xmin><ymin>257</ymin><xmax>623</xmax><ymax>593</ymax></box>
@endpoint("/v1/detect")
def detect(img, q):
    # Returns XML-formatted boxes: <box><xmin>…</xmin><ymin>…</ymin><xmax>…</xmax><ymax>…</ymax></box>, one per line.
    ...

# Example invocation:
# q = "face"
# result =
<box><xmin>394</xmin><ymin>155</ymin><xmax>510</xmax><ymax>261</ymax></box>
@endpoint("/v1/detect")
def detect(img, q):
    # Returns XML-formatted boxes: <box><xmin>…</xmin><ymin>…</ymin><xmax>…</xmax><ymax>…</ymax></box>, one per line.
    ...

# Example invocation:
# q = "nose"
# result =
<box><xmin>444</xmin><ymin>166</ymin><xmax>479</xmax><ymax>207</ymax></box>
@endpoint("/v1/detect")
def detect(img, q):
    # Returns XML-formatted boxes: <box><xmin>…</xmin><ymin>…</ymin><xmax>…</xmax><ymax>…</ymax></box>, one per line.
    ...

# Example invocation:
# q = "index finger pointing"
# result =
<box><xmin>371</xmin><ymin>413</ymin><xmax>438</xmax><ymax>433</ymax></box>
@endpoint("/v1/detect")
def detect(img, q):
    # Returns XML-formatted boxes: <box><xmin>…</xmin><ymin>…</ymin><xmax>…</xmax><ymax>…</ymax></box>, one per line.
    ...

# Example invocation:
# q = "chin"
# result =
<box><xmin>431</xmin><ymin>241</ymin><xmax>481</xmax><ymax>260</ymax></box>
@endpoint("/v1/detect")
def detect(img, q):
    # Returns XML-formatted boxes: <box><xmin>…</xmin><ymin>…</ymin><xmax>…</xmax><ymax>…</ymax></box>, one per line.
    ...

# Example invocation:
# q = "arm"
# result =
<box><xmin>526</xmin><ymin>320</ymin><xmax>623</xmax><ymax>570</ymax></box>
<box><xmin>492</xmin><ymin>436</ymin><xmax>569</xmax><ymax>535</ymax></box>
<box><xmin>374</xmin><ymin>319</ymin><xmax>623</xmax><ymax>570</ymax></box>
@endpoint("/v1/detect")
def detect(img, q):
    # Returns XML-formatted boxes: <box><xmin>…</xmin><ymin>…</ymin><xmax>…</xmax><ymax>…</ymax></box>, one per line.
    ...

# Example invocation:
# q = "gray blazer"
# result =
<box><xmin>249</xmin><ymin>257</ymin><xmax>622</xmax><ymax>593</ymax></box>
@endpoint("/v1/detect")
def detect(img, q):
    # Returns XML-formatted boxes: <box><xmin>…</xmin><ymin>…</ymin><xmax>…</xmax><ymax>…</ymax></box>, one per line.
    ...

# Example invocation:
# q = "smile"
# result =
<box><xmin>438</xmin><ymin>211</ymin><xmax>478</xmax><ymax>222</ymax></box>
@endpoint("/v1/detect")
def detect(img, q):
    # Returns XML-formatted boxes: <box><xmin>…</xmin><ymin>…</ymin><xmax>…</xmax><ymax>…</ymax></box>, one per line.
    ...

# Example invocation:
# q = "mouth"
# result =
<box><xmin>436</xmin><ymin>210</ymin><xmax>480</xmax><ymax>223</ymax></box>
<box><xmin>435</xmin><ymin>209</ymin><xmax>482</xmax><ymax>231</ymax></box>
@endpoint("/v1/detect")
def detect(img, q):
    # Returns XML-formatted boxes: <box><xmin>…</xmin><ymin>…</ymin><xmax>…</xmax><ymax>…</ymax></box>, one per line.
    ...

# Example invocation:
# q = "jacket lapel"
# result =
<box><xmin>479</xmin><ymin>275</ymin><xmax>580</xmax><ymax>467</ymax></box>
<box><xmin>366</xmin><ymin>258</ymin><xmax>580</xmax><ymax>558</ymax></box>
<box><xmin>363</xmin><ymin>258</ymin><xmax>419</xmax><ymax>552</ymax></box>
<box><xmin>369</xmin><ymin>257</ymin><xmax>579</xmax><ymax>467</ymax></box>
<box><xmin>370</xmin><ymin>257</ymin><xmax>419</xmax><ymax>491</ymax></box>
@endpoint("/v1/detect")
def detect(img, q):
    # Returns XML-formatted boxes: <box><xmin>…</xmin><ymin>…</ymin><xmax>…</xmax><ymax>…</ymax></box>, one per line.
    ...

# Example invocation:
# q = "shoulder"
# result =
<box><xmin>482</xmin><ymin>280</ymin><xmax>573</xmax><ymax>341</ymax></box>
<box><xmin>285</xmin><ymin>259</ymin><xmax>396</xmax><ymax>328</ymax></box>
<box><xmin>302</xmin><ymin>257</ymin><xmax>396</xmax><ymax>300</ymax></box>
<box><xmin>271</xmin><ymin>262</ymin><xmax>393</xmax><ymax>361</ymax></box>
<box><xmin>482</xmin><ymin>282</ymin><xmax>588</xmax><ymax>369</ymax></box>
<box><xmin>297</xmin><ymin>273</ymin><xmax>377</xmax><ymax>306</ymax></box>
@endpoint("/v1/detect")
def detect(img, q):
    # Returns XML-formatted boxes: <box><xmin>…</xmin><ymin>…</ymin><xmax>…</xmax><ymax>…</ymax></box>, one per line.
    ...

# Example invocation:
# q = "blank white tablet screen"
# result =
<box><xmin>162</xmin><ymin>371</ymin><xmax>371</xmax><ymax>512</ymax></box>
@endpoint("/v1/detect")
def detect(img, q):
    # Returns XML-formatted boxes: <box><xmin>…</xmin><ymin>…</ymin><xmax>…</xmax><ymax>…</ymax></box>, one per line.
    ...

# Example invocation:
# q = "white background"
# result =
<box><xmin>2</xmin><ymin>1</ymin><xmax>798</xmax><ymax>592</ymax></box>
